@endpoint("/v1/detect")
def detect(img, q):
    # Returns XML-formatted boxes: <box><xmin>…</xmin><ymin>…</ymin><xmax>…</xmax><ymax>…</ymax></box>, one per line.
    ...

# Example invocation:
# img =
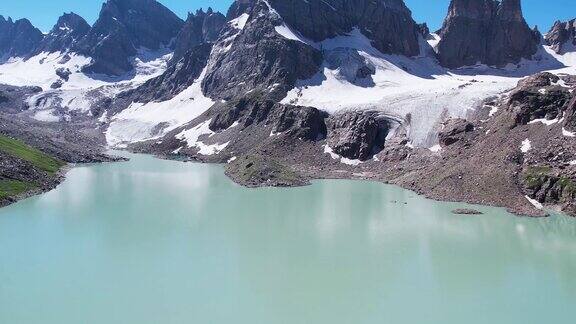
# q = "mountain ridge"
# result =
<box><xmin>0</xmin><ymin>0</ymin><xmax>575</xmax><ymax>216</ymax></box>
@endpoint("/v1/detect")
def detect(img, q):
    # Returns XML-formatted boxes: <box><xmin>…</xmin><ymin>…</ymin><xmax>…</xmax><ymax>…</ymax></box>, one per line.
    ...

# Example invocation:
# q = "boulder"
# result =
<box><xmin>438</xmin><ymin>118</ymin><xmax>474</xmax><ymax>146</ymax></box>
<box><xmin>327</xmin><ymin>111</ymin><xmax>392</xmax><ymax>161</ymax></box>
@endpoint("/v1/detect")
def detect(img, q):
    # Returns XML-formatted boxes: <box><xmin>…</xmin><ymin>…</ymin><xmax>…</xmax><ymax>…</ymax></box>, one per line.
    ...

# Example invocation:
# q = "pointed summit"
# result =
<box><xmin>546</xmin><ymin>19</ymin><xmax>576</xmax><ymax>54</ymax></box>
<box><xmin>35</xmin><ymin>12</ymin><xmax>90</xmax><ymax>54</ymax></box>
<box><xmin>437</xmin><ymin>0</ymin><xmax>539</xmax><ymax>68</ymax></box>
<box><xmin>266</xmin><ymin>0</ymin><xmax>421</xmax><ymax>56</ymax></box>
<box><xmin>77</xmin><ymin>0</ymin><xmax>184</xmax><ymax>75</ymax></box>
<box><xmin>0</xmin><ymin>17</ymin><xmax>43</xmax><ymax>58</ymax></box>
<box><xmin>172</xmin><ymin>8</ymin><xmax>226</xmax><ymax>63</ymax></box>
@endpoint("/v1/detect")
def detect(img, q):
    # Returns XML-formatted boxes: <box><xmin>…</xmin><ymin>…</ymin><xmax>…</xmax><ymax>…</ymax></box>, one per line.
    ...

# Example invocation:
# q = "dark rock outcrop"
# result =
<box><xmin>0</xmin><ymin>84</ymin><xmax>42</xmax><ymax>113</ymax></box>
<box><xmin>564</xmin><ymin>93</ymin><xmax>576</xmax><ymax>132</ymax></box>
<box><xmin>439</xmin><ymin>118</ymin><xmax>474</xmax><ymax>146</ymax></box>
<box><xmin>226</xmin><ymin>0</ymin><xmax>256</xmax><ymax>20</ymax></box>
<box><xmin>225</xmin><ymin>154</ymin><xmax>309</xmax><ymax>188</ymax></box>
<box><xmin>131</xmin><ymin>43</ymin><xmax>213</xmax><ymax>103</ymax></box>
<box><xmin>77</xmin><ymin>0</ymin><xmax>184</xmax><ymax>75</ymax></box>
<box><xmin>202</xmin><ymin>1</ymin><xmax>322</xmax><ymax>100</ymax></box>
<box><xmin>522</xmin><ymin>167</ymin><xmax>576</xmax><ymax>214</ymax></box>
<box><xmin>437</xmin><ymin>0</ymin><xmax>539</xmax><ymax>68</ymax></box>
<box><xmin>327</xmin><ymin>111</ymin><xmax>392</xmax><ymax>161</ymax></box>
<box><xmin>267</xmin><ymin>0</ymin><xmax>421</xmax><ymax>56</ymax></box>
<box><xmin>325</xmin><ymin>48</ymin><xmax>376</xmax><ymax>85</ymax></box>
<box><xmin>546</xmin><ymin>19</ymin><xmax>576</xmax><ymax>54</ymax></box>
<box><xmin>0</xmin><ymin>16</ymin><xmax>43</xmax><ymax>58</ymax></box>
<box><xmin>172</xmin><ymin>8</ymin><xmax>225</xmax><ymax>63</ymax></box>
<box><xmin>507</xmin><ymin>73</ymin><xmax>572</xmax><ymax>127</ymax></box>
<box><xmin>208</xmin><ymin>93</ymin><xmax>327</xmax><ymax>142</ymax></box>
<box><xmin>35</xmin><ymin>13</ymin><xmax>90</xmax><ymax>54</ymax></box>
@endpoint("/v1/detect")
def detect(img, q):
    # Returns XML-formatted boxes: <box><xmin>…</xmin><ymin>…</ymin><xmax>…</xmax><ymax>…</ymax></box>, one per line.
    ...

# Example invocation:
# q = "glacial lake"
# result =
<box><xmin>1</xmin><ymin>152</ymin><xmax>575</xmax><ymax>324</ymax></box>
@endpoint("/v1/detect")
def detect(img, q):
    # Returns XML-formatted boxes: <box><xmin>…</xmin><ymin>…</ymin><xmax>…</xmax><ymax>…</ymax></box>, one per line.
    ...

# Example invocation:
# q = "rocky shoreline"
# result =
<box><xmin>133</xmin><ymin>72</ymin><xmax>576</xmax><ymax>218</ymax></box>
<box><xmin>0</xmin><ymin>114</ymin><xmax>124</xmax><ymax>208</ymax></box>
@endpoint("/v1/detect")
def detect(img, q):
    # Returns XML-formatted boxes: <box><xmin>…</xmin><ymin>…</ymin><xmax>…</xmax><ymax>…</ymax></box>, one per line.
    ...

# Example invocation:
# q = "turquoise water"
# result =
<box><xmin>1</xmin><ymin>153</ymin><xmax>576</xmax><ymax>324</ymax></box>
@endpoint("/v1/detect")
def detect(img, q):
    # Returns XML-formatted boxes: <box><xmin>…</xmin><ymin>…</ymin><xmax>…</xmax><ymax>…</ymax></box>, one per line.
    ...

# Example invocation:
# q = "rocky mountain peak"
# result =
<box><xmin>437</xmin><ymin>0</ymin><xmax>539</xmax><ymax>68</ymax></box>
<box><xmin>77</xmin><ymin>0</ymin><xmax>183</xmax><ymax>75</ymax></box>
<box><xmin>546</xmin><ymin>19</ymin><xmax>576</xmax><ymax>54</ymax></box>
<box><xmin>171</xmin><ymin>8</ymin><xmax>226</xmax><ymax>63</ymax></box>
<box><xmin>496</xmin><ymin>0</ymin><xmax>524</xmax><ymax>21</ymax></box>
<box><xmin>97</xmin><ymin>0</ymin><xmax>184</xmax><ymax>50</ymax></box>
<box><xmin>35</xmin><ymin>12</ymin><xmax>90</xmax><ymax>54</ymax></box>
<box><xmin>0</xmin><ymin>16</ymin><xmax>43</xmax><ymax>59</ymax></box>
<box><xmin>227</xmin><ymin>0</ymin><xmax>257</xmax><ymax>20</ymax></box>
<box><xmin>266</xmin><ymin>0</ymin><xmax>421</xmax><ymax>56</ymax></box>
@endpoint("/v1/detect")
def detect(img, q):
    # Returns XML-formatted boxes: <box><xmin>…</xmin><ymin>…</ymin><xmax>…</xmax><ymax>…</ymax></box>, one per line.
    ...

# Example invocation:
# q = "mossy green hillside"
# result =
<box><xmin>0</xmin><ymin>135</ymin><xmax>65</xmax><ymax>174</ymax></box>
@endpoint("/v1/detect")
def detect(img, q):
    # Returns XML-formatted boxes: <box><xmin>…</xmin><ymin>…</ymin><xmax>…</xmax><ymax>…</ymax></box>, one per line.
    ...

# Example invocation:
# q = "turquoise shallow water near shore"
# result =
<box><xmin>1</xmin><ymin>153</ymin><xmax>575</xmax><ymax>324</ymax></box>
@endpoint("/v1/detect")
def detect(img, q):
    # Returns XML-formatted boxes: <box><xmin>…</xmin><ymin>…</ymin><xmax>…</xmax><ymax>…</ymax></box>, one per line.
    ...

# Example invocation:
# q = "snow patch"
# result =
<box><xmin>176</xmin><ymin>120</ymin><xmax>229</xmax><ymax>156</ymax></box>
<box><xmin>520</xmin><ymin>139</ymin><xmax>532</xmax><ymax>153</ymax></box>
<box><xmin>230</xmin><ymin>13</ymin><xmax>249</xmax><ymax>30</ymax></box>
<box><xmin>429</xmin><ymin>144</ymin><xmax>442</xmax><ymax>153</ymax></box>
<box><xmin>529</xmin><ymin>117</ymin><xmax>562</xmax><ymax>126</ymax></box>
<box><xmin>525</xmin><ymin>196</ymin><xmax>544</xmax><ymax>210</ymax></box>
<box><xmin>488</xmin><ymin>105</ymin><xmax>499</xmax><ymax>117</ymax></box>
<box><xmin>106</xmin><ymin>68</ymin><xmax>215</xmax><ymax>146</ymax></box>
<box><xmin>323</xmin><ymin>145</ymin><xmax>363</xmax><ymax>166</ymax></box>
<box><xmin>33</xmin><ymin>110</ymin><xmax>60</xmax><ymax>122</ymax></box>
<box><xmin>563</xmin><ymin>128</ymin><xmax>576</xmax><ymax>137</ymax></box>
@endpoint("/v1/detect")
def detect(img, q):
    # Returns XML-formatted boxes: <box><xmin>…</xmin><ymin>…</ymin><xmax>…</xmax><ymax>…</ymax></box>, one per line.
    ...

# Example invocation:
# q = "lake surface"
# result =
<box><xmin>1</xmin><ymin>153</ymin><xmax>575</xmax><ymax>324</ymax></box>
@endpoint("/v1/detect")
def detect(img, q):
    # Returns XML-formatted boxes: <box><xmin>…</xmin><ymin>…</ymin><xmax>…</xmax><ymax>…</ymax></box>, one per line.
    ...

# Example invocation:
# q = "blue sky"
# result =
<box><xmin>2</xmin><ymin>0</ymin><xmax>575</xmax><ymax>33</ymax></box>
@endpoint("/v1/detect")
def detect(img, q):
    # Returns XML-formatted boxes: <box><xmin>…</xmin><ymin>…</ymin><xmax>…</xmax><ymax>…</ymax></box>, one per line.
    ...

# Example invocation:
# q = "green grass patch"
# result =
<box><xmin>558</xmin><ymin>177</ymin><xmax>576</xmax><ymax>195</ymax></box>
<box><xmin>523</xmin><ymin>166</ymin><xmax>552</xmax><ymax>188</ymax></box>
<box><xmin>0</xmin><ymin>180</ymin><xmax>38</xmax><ymax>199</ymax></box>
<box><xmin>0</xmin><ymin>135</ymin><xmax>65</xmax><ymax>174</ymax></box>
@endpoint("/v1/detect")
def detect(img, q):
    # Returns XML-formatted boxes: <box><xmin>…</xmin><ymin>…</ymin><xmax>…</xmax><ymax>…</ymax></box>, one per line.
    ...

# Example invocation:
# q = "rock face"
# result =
<box><xmin>172</xmin><ymin>8</ymin><xmax>226</xmax><ymax>63</ymax></box>
<box><xmin>437</xmin><ymin>0</ymin><xmax>539</xmax><ymax>68</ymax></box>
<box><xmin>202</xmin><ymin>1</ymin><xmax>322</xmax><ymax>100</ymax></box>
<box><xmin>507</xmin><ymin>73</ymin><xmax>572</xmax><ymax>127</ymax></box>
<box><xmin>77</xmin><ymin>0</ymin><xmax>184</xmax><ymax>75</ymax></box>
<box><xmin>523</xmin><ymin>167</ymin><xmax>576</xmax><ymax>216</ymax></box>
<box><xmin>267</xmin><ymin>0</ymin><xmax>421</xmax><ymax>56</ymax></box>
<box><xmin>546</xmin><ymin>19</ymin><xmax>576</xmax><ymax>54</ymax></box>
<box><xmin>131</xmin><ymin>43</ymin><xmax>213</xmax><ymax>103</ymax></box>
<box><xmin>0</xmin><ymin>16</ymin><xmax>43</xmax><ymax>58</ymax></box>
<box><xmin>327</xmin><ymin>111</ymin><xmax>392</xmax><ymax>161</ymax></box>
<box><xmin>0</xmin><ymin>84</ymin><xmax>42</xmax><ymax>113</ymax></box>
<box><xmin>226</xmin><ymin>0</ymin><xmax>256</xmax><ymax>19</ymax></box>
<box><xmin>36</xmin><ymin>13</ymin><xmax>90</xmax><ymax>54</ymax></box>
<box><xmin>564</xmin><ymin>94</ymin><xmax>576</xmax><ymax>133</ymax></box>
<box><xmin>208</xmin><ymin>93</ymin><xmax>327</xmax><ymax>142</ymax></box>
<box><xmin>225</xmin><ymin>154</ymin><xmax>309</xmax><ymax>188</ymax></box>
<box><xmin>325</xmin><ymin>48</ymin><xmax>376</xmax><ymax>85</ymax></box>
<box><xmin>438</xmin><ymin>118</ymin><xmax>474</xmax><ymax>146</ymax></box>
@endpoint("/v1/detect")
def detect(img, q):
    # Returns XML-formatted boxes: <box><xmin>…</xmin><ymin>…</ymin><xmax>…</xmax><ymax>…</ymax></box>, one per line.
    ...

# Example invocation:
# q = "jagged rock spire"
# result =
<box><xmin>546</xmin><ymin>18</ymin><xmax>576</xmax><ymax>54</ymax></box>
<box><xmin>0</xmin><ymin>17</ymin><xmax>43</xmax><ymax>58</ymax></box>
<box><xmin>437</xmin><ymin>0</ymin><xmax>539</xmax><ymax>68</ymax></box>
<box><xmin>35</xmin><ymin>12</ymin><xmax>90</xmax><ymax>54</ymax></box>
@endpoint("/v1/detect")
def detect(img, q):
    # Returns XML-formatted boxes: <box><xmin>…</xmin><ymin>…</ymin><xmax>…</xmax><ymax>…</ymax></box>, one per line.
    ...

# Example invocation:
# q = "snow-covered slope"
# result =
<box><xmin>0</xmin><ymin>50</ymin><xmax>172</xmax><ymax>122</ymax></box>
<box><xmin>277</xmin><ymin>28</ymin><xmax>576</xmax><ymax>145</ymax></box>
<box><xmin>105</xmin><ymin>68</ymin><xmax>215</xmax><ymax>147</ymax></box>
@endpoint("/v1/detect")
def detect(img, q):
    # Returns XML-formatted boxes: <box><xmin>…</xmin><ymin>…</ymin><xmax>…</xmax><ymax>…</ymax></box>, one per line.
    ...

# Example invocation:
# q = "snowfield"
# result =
<box><xmin>106</xmin><ymin>68</ymin><xmax>215</xmax><ymax>147</ymax></box>
<box><xmin>274</xmin><ymin>26</ymin><xmax>576</xmax><ymax>145</ymax></box>
<box><xmin>0</xmin><ymin>50</ymin><xmax>172</xmax><ymax>122</ymax></box>
<box><xmin>175</xmin><ymin>119</ymin><xmax>230</xmax><ymax>156</ymax></box>
<box><xmin>1</xmin><ymin>14</ymin><xmax>576</xmax><ymax>149</ymax></box>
